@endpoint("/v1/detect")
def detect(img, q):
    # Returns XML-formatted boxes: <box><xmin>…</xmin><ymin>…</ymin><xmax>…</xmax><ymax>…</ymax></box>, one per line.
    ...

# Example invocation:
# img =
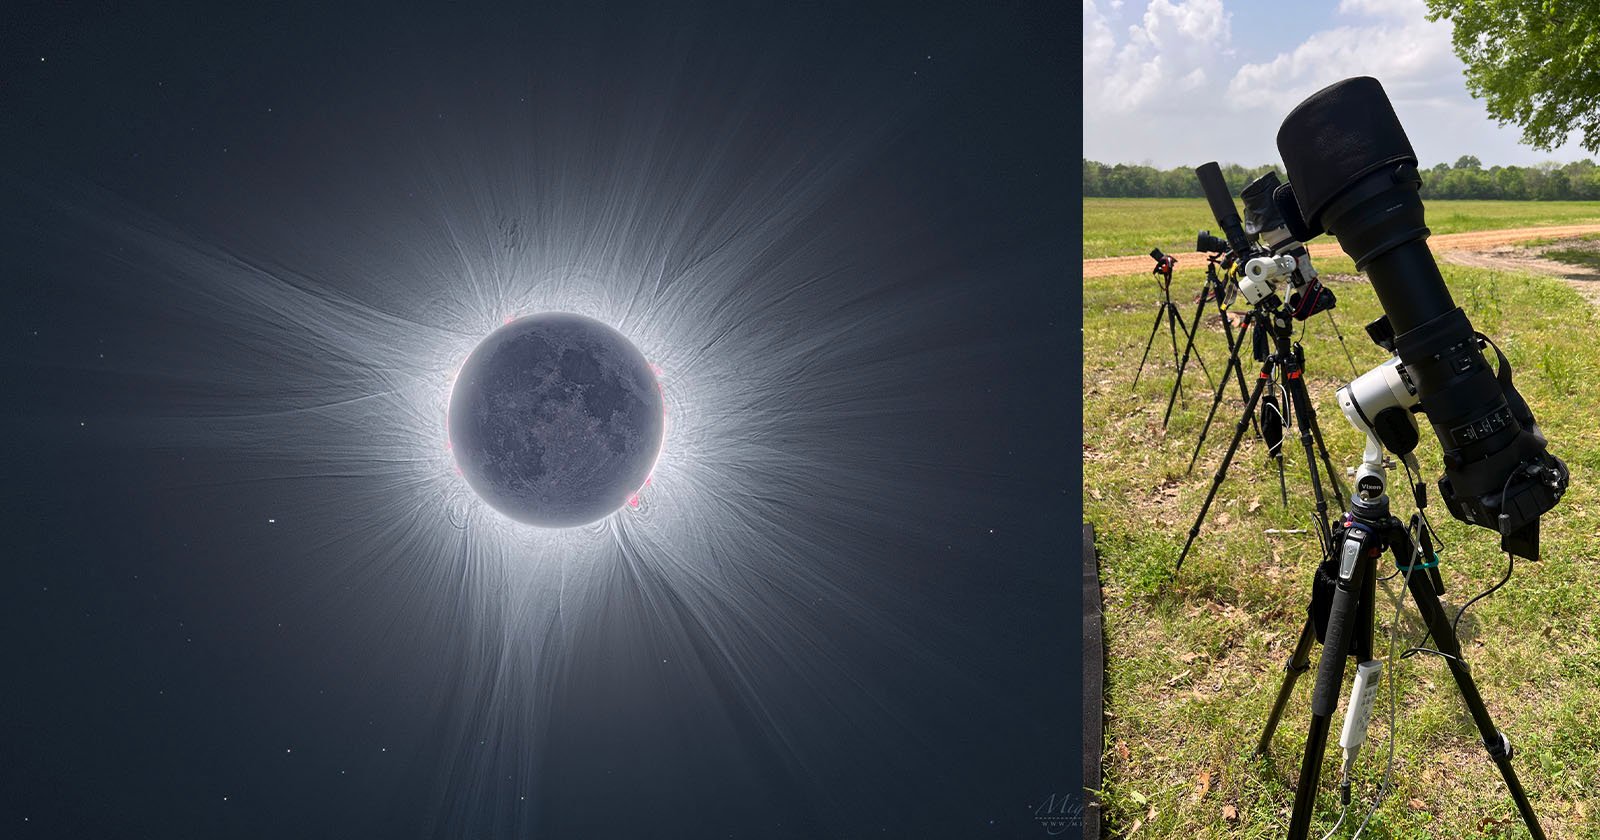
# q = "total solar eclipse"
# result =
<box><xmin>447</xmin><ymin>312</ymin><xmax>664</xmax><ymax>527</ymax></box>
<box><xmin>6</xmin><ymin>5</ymin><xmax>1066</xmax><ymax>831</ymax></box>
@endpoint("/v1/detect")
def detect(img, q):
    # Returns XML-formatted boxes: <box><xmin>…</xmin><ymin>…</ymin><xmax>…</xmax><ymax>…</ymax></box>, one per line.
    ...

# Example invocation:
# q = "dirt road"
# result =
<box><xmin>1439</xmin><ymin>233</ymin><xmax>1600</xmax><ymax>306</ymax></box>
<box><xmin>1082</xmin><ymin>223</ymin><xmax>1600</xmax><ymax>278</ymax></box>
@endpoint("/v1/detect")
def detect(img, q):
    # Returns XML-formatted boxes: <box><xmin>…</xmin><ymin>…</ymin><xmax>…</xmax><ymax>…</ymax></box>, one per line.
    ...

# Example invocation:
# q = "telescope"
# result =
<box><xmin>1257</xmin><ymin>75</ymin><xmax>1570</xmax><ymax>840</ymax></box>
<box><xmin>1274</xmin><ymin>76</ymin><xmax>1567</xmax><ymax>560</ymax></box>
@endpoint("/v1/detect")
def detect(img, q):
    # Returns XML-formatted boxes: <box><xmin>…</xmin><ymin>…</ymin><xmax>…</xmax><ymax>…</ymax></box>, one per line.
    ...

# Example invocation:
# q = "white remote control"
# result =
<box><xmin>1340</xmin><ymin>660</ymin><xmax>1384</xmax><ymax>763</ymax></box>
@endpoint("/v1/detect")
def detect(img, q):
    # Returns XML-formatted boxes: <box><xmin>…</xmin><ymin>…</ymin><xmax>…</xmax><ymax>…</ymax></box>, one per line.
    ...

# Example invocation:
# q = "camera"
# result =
<box><xmin>1150</xmin><ymin>247</ymin><xmax>1177</xmax><ymax>280</ymax></box>
<box><xmin>1242</xmin><ymin>171</ymin><xmax>1336</xmax><ymax>322</ymax></box>
<box><xmin>1195</xmin><ymin>163</ymin><xmax>1331</xmax><ymax>321</ymax></box>
<box><xmin>1275</xmin><ymin>76</ymin><xmax>1568</xmax><ymax>559</ymax></box>
<box><xmin>1197</xmin><ymin>230</ymin><xmax>1230</xmax><ymax>254</ymax></box>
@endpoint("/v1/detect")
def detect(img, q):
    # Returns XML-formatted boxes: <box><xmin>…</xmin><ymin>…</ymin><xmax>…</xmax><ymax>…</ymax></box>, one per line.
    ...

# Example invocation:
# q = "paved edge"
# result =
<box><xmin>1082</xmin><ymin>522</ymin><xmax>1103</xmax><ymax>840</ymax></box>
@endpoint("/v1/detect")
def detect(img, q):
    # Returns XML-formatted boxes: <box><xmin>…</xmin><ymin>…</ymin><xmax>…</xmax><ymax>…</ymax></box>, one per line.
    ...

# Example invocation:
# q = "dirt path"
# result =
<box><xmin>1082</xmin><ymin>223</ymin><xmax>1600</xmax><ymax>278</ymax></box>
<box><xmin>1440</xmin><ymin>239</ymin><xmax>1600</xmax><ymax>306</ymax></box>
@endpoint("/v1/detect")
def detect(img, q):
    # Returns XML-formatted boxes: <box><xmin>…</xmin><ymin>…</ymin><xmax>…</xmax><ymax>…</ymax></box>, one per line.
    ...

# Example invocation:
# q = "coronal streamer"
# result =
<box><xmin>22</xmin><ymin>69</ymin><xmax>1017</xmax><ymax>831</ymax></box>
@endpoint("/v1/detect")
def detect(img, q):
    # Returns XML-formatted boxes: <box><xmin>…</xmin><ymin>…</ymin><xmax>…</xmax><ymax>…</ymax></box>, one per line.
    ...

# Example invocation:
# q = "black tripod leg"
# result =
<box><xmin>1163</xmin><ymin>299</ymin><xmax>1205</xmax><ymax>426</ymax></box>
<box><xmin>1305</xmin><ymin>397</ymin><xmax>1349</xmax><ymax>512</ymax></box>
<box><xmin>1229</xmin><ymin>318</ymin><xmax>1263</xmax><ymax>445</ymax></box>
<box><xmin>1288</xmin><ymin>528</ymin><xmax>1373</xmax><ymax>840</ymax></box>
<box><xmin>1133</xmin><ymin>305</ymin><xmax>1166</xmax><ymax>390</ymax></box>
<box><xmin>1174</xmin><ymin>306</ymin><xmax>1212</xmax><ymax>389</ymax></box>
<box><xmin>1176</xmin><ymin>368</ymin><xmax>1270</xmax><ymax>572</ymax></box>
<box><xmin>1187</xmin><ymin>351</ymin><xmax>1241</xmax><ymax>474</ymax></box>
<box><xmin>1286</xmin><ymin>370</ymin><xmax>1334</xmax><ymax>544</ymax></box>
<box><xmin>1405</xmin><ymin>571</ymin><xmax>1547</xmax><ymax>839</ymax></box>
<box><xmin>1187</xmin><ymin>316</ymin><xmax>1259</xmax><ymax>473</ymax></box>
<box><xmin>1225</xmin><ymin>315</ymin><xmax>1251</xmax><ymax>404</ymax></box>
<box><xmin>1255</xmin><ymin>616</ymin><xmax>1315</xmax><ymax>758</ymax></box>
<box><xmin>1166</xmin><ymin>304</ymin><xmax>1184</xmax><ymax>379</ymax></box>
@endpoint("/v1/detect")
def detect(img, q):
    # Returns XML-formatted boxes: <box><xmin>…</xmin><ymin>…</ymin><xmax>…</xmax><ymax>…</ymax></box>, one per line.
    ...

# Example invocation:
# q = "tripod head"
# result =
<box><xmin>1337</xmin><ymin>351</ymin><xmax>1422</xmax><ymax>503</ymax></box>
<box><xmin>1198</xmin><ymin>250</ymin><xmax>1239</xmax><ymax>307</ymax></box>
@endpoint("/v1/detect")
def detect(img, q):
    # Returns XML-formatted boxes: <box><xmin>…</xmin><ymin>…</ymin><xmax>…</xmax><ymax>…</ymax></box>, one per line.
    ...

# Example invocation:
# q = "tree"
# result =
<box><xmin>1426</xmin><ymin>1</ymin><xmax>1600</xmax><ymax>153</ymax></box>
<box><xmin>1454</xmin><ymin>155</ymin><xmax>1482</xmax><ymax>170</ymax></box>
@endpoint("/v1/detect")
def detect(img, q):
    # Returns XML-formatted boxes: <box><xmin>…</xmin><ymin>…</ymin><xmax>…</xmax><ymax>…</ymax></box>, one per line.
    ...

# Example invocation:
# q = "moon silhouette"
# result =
<box><xmin>447</xmin><ymin>312</ymin><xmax>664</xmax><ymax>527</ymax></box>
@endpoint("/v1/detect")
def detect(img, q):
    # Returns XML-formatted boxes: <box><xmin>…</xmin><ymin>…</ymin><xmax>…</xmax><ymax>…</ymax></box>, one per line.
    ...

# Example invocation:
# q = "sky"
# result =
<box><xmin>2</xmin><ymin>3</ymin><xmax>1075</xmax><ymax>839</ymax></box>
<box><xmin>1083</xmin><ymin>0</ymin><xmax>1594</xmax><ymax>168</ymax></box>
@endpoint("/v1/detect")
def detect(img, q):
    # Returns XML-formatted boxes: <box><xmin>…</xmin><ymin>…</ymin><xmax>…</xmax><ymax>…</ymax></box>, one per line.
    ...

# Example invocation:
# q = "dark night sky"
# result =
<box><xmin>2</xmin><ymin>3</ymin><xmax>1079</xmax><ymax>838</ymax></box>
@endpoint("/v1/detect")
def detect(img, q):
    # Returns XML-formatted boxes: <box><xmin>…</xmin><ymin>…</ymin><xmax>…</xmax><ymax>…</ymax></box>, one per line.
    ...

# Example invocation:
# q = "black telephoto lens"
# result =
<box><xmin>1194</xmin><ymin>162</ymin><xmax>1255</xmax><ymax>256</ymax></box>
<box><xmin>1196</xmin><ymin>230</ymin><xmax>1230</xmax><ymax>253</ymax></box>
<box><xmin>1276</xmin><ymin>76</ymin><xmax>1567</xmax><ymax>558</ymax></box>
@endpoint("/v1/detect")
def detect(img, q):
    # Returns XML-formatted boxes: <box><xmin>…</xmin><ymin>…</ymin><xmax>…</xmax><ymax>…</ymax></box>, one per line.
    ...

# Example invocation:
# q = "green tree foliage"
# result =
<box><xmin>1426</xmin><ymin>0</ymin><xmax>1600</xmax><ymax>153</ymax></box>
<box><xmin>1080</xmin><ymin>160</ymin><xmax>1286</xmax><ymax>199</ymax></box>
<box><xmin>1082</xmin><ymin>158</ymin><xmax>1600</xmax><ymax>200</ymax></box>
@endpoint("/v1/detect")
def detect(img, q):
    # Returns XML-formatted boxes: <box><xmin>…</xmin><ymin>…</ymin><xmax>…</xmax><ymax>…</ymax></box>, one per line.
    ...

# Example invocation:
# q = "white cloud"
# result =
<box><xmin>1226</xmin><ymin>3</ymin><xmax>1456</xmax><ymax>108</ymax></box>
<box><xmin>1083</xmin><ymin>0</ymin><xmax>1232</xmax><ymax>115</ymax></box>
<box><xmin>1083</xmin><ymin>0</ymin><xmax>1591</xmax><ymax>167</ymax></box>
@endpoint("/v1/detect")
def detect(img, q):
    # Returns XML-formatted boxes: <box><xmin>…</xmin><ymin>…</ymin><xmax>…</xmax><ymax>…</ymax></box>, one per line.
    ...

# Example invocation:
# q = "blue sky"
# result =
<box><xmin>1083</xmin><ymin>0</ymin><xmax>1593</xmax><ymax>168</ymax></box>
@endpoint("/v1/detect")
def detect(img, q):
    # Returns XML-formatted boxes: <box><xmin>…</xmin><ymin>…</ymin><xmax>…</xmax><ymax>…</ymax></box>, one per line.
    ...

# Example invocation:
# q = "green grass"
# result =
<box><xmin>1083</xmin><ymin>198</ymin><xmax>1600</xmax><ymax>259</ymax></box>
<box><xmin>1544</xmin><ymin>248</ymin><xmax>1600</xmax><ymax>272</ymax></box>
<box><xmin>1086</xmin><ymin>256</ymin><xmax>1600</xmax><ymax>838</ymax></box>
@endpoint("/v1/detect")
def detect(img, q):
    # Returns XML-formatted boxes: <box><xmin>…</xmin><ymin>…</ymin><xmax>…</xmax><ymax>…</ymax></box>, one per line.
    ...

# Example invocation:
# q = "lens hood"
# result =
<box><xmin>1276</xmin><ymin>77</ymin><xmax>1416</xmax><ymax>232</ymax></box>
<box><xmin>1240</xmin><ymin>172</ymin><xmax>1286</xmax><ymax>236</ymax></box>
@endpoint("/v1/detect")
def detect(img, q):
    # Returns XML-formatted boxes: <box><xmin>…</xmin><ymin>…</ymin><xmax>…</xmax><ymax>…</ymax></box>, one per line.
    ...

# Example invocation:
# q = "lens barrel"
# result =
<box><xmin>1196</xmin><ymin>230</ymin><xmax>1230</xmax><ymax>254</ymax></box>
<box><xmin>1276</xmin><ymin>76</ymin><xmax>1566</xmax><ymax>558</ymax></box>
<box><xmin>1194</xmin><ymin>162</ymin><xmax>1254</xmax><ymax>256</ymax></box>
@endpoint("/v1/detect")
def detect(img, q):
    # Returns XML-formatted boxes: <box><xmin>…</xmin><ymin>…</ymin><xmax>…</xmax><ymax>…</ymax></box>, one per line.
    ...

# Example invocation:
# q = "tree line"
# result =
<box><xmin>1083</xmin><ymin>157</ymin><xmax>1600</xmax><ymax>201</ymax></box>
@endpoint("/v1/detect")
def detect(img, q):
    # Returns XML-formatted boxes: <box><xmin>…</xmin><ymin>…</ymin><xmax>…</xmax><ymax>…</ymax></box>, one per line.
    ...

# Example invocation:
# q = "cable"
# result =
<box><xmin>1319</xmin><ymin>803</ymin><xmax>1349</xmax><ymax>840</ymax></box>
<box><xmin>1452</xmin><ymin>553</ymin><xmax>1513</xmax><ymax>635</ymax></box>
<box><xmin>1393</xmin><ymin>496</ymin><xmax>1515</xmax><ymax>662</ymax></box>
<box><xmin>1395</xmin><ymin>457</ymin><xmax>1462</xmax><ymax>660</ymax></box>
<box><xmin>1399</xmin><ymin>459</ymin><xmax>1447</xmax><ymax>557</ymax></box>
<box><xmin>1311</xmin><ymin>511</ymin><xmax>1332</xmax><ymax>559</ymax></box>
<box><xmin>1348</xmin><ymin>517</ymin><xmax>1422</xmax><ymax>838</ymax></box>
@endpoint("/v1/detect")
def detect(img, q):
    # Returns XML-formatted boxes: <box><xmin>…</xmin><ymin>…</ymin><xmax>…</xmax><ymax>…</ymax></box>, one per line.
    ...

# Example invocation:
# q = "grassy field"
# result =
<box><xmin>1085</xmin><ymin>254</ymin><xmax>1600</xmax><ymax>838</ymax></box>
<box><xmin>1083</xmin><ymin>198</ymin><xmax>1600</xmax><ymax>259</ymax></box>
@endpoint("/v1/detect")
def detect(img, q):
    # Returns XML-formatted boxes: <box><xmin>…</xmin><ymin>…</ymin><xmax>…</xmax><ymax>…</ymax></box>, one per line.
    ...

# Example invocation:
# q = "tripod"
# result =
<box><xmin>1162</xmin><ymin>255</ymin><xmax>1234</xmax><ymax>427</ymax></box>
<box><xmin>1133</xmin><ymin>251</ymin><xmax>1207</xmax><ymax>392</ymax></box>
<box><xmin>1175</xmin><ymin>304</ymin><xmax>1348</xmax><ymax>572</ymax></box>
<box><xmin>1255</xmin><ymin>492</ymin><xmax>1545</xmax><ymax>840</ymax></box>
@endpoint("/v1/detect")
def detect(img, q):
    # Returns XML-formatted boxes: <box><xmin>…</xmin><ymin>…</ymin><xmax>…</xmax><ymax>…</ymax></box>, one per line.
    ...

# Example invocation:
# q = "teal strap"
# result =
<box><xmin>1396</xmin><ymin>552</ymin><xmax>1440</xmax><ymax>572</ymax></box>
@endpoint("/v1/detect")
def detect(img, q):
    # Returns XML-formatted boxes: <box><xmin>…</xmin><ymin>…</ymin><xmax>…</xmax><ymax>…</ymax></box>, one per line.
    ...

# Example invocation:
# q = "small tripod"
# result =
<box><xmin>1163</xmin><ymin>254</ymin><xmax>1238</xmax><ymax>427</ymax></box>
<box><xmin>1255</xmin><ymin>490</ymin><xmax>1545</xmax><ymax>840</ymax></box>
<box><xmin>1133</xmin><ymin>249</ymin><xmax>1209</xmax><ymax>392</ymax></box>
<box><xmin>1176</xmin><ymin>302</ymin><xmax>1347</xmax><ymax>571</ymax></box>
